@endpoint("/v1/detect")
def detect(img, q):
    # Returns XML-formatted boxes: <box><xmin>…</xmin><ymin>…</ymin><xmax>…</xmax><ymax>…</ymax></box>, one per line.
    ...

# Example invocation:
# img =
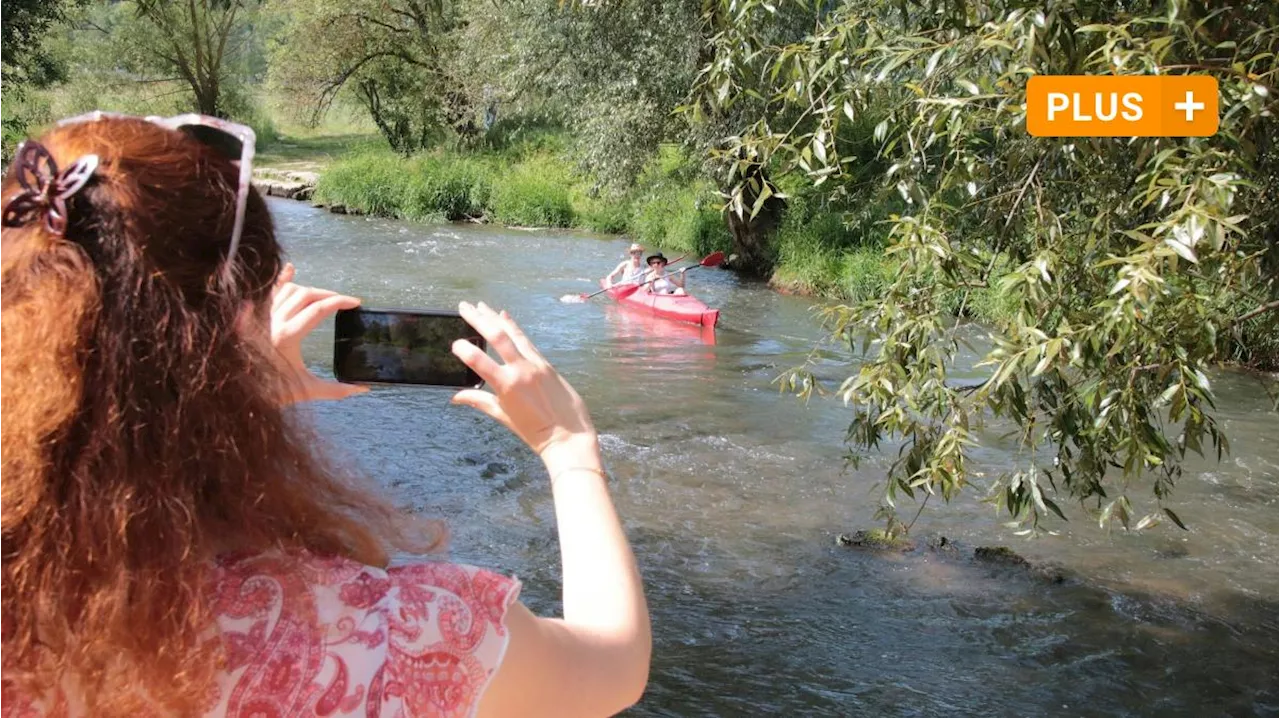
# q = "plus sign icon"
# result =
<box><xmin>1027</xmin><ymin>76</ymin><xmax>1219</xmax><ymax>137</ymax></box>
<box><xmin>1174</xmin><ymin>90</ymin><xmax>1206</xmax><ymax>123</ymax></box>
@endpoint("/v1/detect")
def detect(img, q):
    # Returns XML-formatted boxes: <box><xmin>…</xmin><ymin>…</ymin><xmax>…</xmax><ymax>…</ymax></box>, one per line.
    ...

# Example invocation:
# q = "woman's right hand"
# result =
<box><xmin>455</xmin><ymin>302</ymin><xmax>651</xmax><ymax>718</ymax></box>
<box><xmin>450</xmin><ymin>302</ymin><xmax>598</xmax><ymax>465</ymax></box>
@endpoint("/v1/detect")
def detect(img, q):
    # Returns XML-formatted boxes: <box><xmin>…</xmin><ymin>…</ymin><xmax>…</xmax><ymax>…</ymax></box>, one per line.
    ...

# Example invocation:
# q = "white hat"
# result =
<box><xmin>628</xmin><ymin>243</ymin><xmax>643</xmax><ymax>252</ymax></box>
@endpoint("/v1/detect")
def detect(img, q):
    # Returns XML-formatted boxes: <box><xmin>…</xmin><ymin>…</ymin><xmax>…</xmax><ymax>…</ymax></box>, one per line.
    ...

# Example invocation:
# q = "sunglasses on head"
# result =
<box><xmin>55</xmin><ymin>111</ymin><xmax>256</xmax><ymax>283</ymax></box>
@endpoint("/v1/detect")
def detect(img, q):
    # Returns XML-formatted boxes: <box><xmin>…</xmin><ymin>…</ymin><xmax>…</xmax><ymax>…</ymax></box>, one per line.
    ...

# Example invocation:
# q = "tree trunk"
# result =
<box><xmin>725</xmin><ymin>203</ymin><xmax>784</xmax><ymax>277</ymax></box>
<box><xmin>195</xmin><ymin>86</ymin><xmax>220</xmax><ymax>117</ymax></box>
<box><xmin>722</xmin><ymin>167</ymin><xmax>786</xmax><ymax>278</ymax></box>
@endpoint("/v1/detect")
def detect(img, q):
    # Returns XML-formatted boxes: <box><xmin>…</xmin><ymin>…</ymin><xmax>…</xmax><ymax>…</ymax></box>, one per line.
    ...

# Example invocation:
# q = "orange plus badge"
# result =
<box><xmin>1027</xmin><ymin>76</ymin><xmax>1219</xmax><ymax>137</ymax></box>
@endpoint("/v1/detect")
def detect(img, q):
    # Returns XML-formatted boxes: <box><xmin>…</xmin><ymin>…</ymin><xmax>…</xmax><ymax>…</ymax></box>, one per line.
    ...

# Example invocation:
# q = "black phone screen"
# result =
<box><xmin>333</xmin><ymin>308</ymin><xmax>485</xmax><ymax>387</ymax></box>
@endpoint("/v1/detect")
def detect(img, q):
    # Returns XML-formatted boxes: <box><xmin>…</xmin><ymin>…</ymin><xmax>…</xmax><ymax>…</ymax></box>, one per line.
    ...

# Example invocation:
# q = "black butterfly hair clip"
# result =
<box><xmin>1</xmin><ymin>141</ymin><xmax>100</xmax><ymax>236</ymax></box>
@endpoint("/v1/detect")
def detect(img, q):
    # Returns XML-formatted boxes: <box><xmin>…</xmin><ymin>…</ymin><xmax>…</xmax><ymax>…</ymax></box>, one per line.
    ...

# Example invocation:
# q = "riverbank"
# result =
<box><xmin>254</xmin><ymin>134</ymin><xmax>899</xmax><ymax>301</ymax></box>
<box><xmin>262</xmin><ymin>137</ymin><xmax>736</xmax><ymax>261</ymax></box>
<box><xmin>255</xmin><ymin>132</ymin><xmax>1276</xmax><ymax>370</ymax></box>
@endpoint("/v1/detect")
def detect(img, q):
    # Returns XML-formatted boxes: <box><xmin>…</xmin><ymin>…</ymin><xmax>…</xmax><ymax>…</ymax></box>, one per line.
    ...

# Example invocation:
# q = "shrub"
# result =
<box><xmin>399</xmin><ymin>154</ymin><xmax>492</xmax><ymax>222</ymax></box>
<box><xmin>489</xmin><ymin>157</ymin><xmax>574</xmax><ymax>227</ymax></box>
<box><xmin>313</xmin><ymin>152</ymin><xmax>405</xmax><ymax>217</ymax></box>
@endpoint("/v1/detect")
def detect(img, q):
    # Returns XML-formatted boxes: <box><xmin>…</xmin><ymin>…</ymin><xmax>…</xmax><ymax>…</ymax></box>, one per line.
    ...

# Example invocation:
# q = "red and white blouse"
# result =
<box><xmin>4</xmin><ymin>551</ymin><xmax>522</xmax><ymax>718</ymax></box>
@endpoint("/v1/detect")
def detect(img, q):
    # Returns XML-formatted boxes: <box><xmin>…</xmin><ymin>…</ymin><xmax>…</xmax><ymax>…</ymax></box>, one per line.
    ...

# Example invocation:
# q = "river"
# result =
<box><xmin>272</xmin><ymin>198</ymin><xmax>1279</xmax><ymax>717</ymax></box>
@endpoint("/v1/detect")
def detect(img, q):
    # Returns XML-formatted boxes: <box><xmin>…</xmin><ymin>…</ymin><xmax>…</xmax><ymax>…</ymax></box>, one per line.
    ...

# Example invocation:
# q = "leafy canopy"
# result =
<box><xmin>460</xmin><ymin>0</ymin><xmax>707</xmax><ymax>187</ymax></box>
<box><xmin>690</xmin><ymin>0</ymin><xmax>1278</xmax><ymax>533</ymax></box>
<box><xmin>0</xmin><ymin>0</ymin><xmax>83</xmax><ymax>157</ymax></box>
<box><xmin>267</xmin><ymin>0</ymin><xmax>477</xmax><ymax>153</ymax></box>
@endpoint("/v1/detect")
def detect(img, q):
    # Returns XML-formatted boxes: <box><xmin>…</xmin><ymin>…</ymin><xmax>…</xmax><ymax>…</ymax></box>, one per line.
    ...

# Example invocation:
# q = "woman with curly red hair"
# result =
<box><xmin>1</xmin><ymin>114</ymin><xmax>649</xmax><ymax>717</ymax></box>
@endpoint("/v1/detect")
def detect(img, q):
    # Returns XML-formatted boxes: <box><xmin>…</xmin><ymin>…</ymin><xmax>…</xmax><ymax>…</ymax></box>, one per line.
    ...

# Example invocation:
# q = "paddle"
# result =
<box><xmin>560</xmin><ymin>251</ymin><xmax>725</xmax><ymax>303</ymax></box>
<box><xmin>569</xmin><ymin>282</ymin><xmax>639</xmax><ymax>303</ymax></box>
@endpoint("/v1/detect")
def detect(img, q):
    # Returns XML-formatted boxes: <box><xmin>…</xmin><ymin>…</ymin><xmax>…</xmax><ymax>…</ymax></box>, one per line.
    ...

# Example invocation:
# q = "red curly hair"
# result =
<box><xmin>1</xmin><ymin>117</ymin><xmax>437</xmax><ymax>714</ymax></box>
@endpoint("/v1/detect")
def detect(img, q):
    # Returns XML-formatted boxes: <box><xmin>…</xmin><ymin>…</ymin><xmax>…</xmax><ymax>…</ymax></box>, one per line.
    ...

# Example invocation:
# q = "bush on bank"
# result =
<box><xmin>312</xmin><ymin>143</ymin><xmax>1017</xmax><ymax>320</ymax></box>
<box><xmin>627</xmin><ymin>148</ymin><xmax>733</xmax><ymax>258</ymax></box>
<box><xmin>313</xmin><ymin>145</ymin><xmax>730</xmax><ymax>253</ymax></box>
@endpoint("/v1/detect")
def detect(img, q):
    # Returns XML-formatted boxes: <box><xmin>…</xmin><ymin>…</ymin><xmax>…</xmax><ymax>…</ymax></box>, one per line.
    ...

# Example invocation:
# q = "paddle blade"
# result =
<box><xmin>699</xmin><ymin>251</ymin><xmax>726</xmax><ymax>267</ymax></box>
<box><xmin>560</xmin><ymin>293</ymin><xmax>588</xmax><ymax>303</ymax></box>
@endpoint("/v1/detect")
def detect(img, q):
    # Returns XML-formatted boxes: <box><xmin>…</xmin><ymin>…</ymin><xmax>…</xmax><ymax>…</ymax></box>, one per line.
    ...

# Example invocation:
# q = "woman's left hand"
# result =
<box><xmin>270</xmin><ymin>263</ymin><xmax>369</xmax><ymax>403</ymax></box>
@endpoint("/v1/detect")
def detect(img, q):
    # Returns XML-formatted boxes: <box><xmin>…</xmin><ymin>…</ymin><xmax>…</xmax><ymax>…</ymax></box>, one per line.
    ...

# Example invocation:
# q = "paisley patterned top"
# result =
<box><xmin>3</xmin><ymin>551</ymin><xmax>522</xmax><ymax>718</ymax></box>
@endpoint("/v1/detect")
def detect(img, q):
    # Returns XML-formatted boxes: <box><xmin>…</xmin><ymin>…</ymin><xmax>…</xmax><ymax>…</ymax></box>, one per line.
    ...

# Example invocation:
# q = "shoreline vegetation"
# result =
<box><xmin>254</xmin><ymin>129</ymin><xmax>1023</xmax><ymax>326</ymax></box>
<box><xmin>270</xmin><ymin>132</ymin><xmax>738</xmax><ymax>263</ymax></box>
<box><xmin>254</xmin><ymin>129</ymin><xmax>1278</xmax><ymax>372</ymax></box>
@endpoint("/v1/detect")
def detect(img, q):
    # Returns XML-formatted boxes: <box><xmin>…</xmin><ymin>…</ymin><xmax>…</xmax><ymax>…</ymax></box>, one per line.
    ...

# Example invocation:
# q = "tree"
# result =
<box><xmin>460</xmin><ymin>0</ymin><xmax>707</xmax><ymax>186</ymax></box>
<box><xmin>694</xmin><ymin>0</ymin><xmax>1278</xmax><ymax>532</ymax></box>
<box><xmin>130</xmin><ymin>0</ymin><xmax>260</xmax><ymax>117</ymax></box>
<box><xmin>1</xmin><ymin>0</ymin><xmax>84</xmax><ymax>158</ymax></box>
<box><xmin>465</xmin><ymin>0</ymin><xmax>822</xmax><ymax>273</ymax></box>
<box><xmin>267</xmin><ymin>0</ymin><xmax>468</xmax><ymax>153</ymax></box>
<box><xmin>2</xmin><ymin>0</ymin><xmax>80</xmax><ymax>87</ymax></box>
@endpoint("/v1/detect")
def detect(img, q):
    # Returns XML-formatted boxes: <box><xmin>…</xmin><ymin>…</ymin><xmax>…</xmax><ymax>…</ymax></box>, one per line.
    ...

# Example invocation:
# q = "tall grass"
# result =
<box><xmin>627</xmin><ymin>145</ymin><xmax>732</xmax><ymax>256</ymax></box>
<box><xmin>314</xmin><ymin>153</ymin><xmax>410</xmax><ymax>217</ymax></box>
<box><xmin>488</xmin><ymin>156</ymin><xmax>574</xmax><ymax>227</ymax></box>
<box><xmin>399</xmin><ymin>154</ymin><xmax>493</xmax><ymax>222</ymax></box>
<box><xmin>770</xmin><ymin>182</ymin><xmax>891</xmax><ymax>298</ymax></box>
<box><xmin>314</xmin><ymin>150</ymin><xmax>580</xmax><ymax>227</ymax></box>
<box><xmin>312</xmin><ymin>141</ymin><xmax>732</xmax><ymax>253</ymax></box>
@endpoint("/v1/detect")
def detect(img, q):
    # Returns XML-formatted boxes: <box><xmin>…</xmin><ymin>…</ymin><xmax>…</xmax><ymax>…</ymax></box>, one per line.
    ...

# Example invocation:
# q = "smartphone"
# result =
<box><xmin>333</xmin><ymin>307</ymin><xmax>485</xmax><ymax>388</ymax></box>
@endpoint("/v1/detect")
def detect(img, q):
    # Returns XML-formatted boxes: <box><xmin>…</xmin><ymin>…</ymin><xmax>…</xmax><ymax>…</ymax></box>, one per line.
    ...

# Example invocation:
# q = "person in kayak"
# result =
<box><xmin>644</xmin><ymin>253</ymin><xmax>687</xmax><ymax>295</ymax></box>
<box><xmin>604</xmin><ymin>242</ymin><xmax>648</xmax><ymax>286</ymax></box>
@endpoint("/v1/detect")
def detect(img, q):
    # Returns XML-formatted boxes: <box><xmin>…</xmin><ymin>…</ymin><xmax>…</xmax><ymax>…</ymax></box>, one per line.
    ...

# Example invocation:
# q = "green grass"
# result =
<box><xmin>398</xmin><ymin>153</ymin><xmax>493</xmax><ymax>222</ymax></box>
<box><xmin>253</xmin><ymin>98</ymin><xmax>383</xmax><ymax>171</ymax></box>
<box><xmin>770</xmin><ymin>184</ymin><xmax>891</xmax><ymax>299</ymax></box>
<box><xmin>313</xmin><ymin>152</ymin><xmax>409</xmax><ymax>216</ymax></box>
<box><xmin>315</xmin><ymin>150</ymin><xmax>579</xmax><ymax>228</ymax></box>
<box><xmin>626</xmin><ymin>146</ymin><xmax>732</xmax><ymax>256</ymax></box>
<box><xmin>256</xmin><ymin>133</ymin><xmax>384</xmax><ymax>172</ymax></box>
<box><xmin>310</xmin><ymin>140</ymin><xmax>733</xmax><ymax>253</ymax></box>
<box><xmin>488</xmin><ymin>156</ymin><xmax>574</xmax><ymax>227</ymax></box>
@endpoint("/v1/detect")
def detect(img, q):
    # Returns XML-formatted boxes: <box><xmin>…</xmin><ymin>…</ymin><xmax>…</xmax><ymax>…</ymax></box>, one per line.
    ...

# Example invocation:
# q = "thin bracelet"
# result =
<box><xmin>549</xmin><ymin>466</ymin><xmax>608</xmax><ymax>486</ymax></box>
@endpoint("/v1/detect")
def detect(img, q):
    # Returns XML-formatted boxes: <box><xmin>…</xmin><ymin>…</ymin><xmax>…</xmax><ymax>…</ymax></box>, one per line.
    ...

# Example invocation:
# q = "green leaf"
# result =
<box><xmin>1163</xmin><ymin>238</ymin><xmax>1198</xmax><ymax>263</ymax></box>
<box><xmin>1098</xmin><ymin>500</ymin><xmax>1116</xmax><ymax>529</ymax></box>
<box><xmin>1042</xmin><ymin>496</ymin><xmax>1069</xmax><ymax>522</ymax></box>
<box><xmin>925</xmin><ymin>48</ymin><xmax>943</xmax><ymax>78</ymax></box>
<box><xmin>1163</xmin><ymin>507</ymin><xmax>1189</xmax><ymax>530</ymax></box>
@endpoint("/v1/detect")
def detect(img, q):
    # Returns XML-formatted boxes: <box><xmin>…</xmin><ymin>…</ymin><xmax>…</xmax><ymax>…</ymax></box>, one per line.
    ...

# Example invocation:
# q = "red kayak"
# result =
<box><xmin>600</xmin><ymin>280</ymin><xmax>720</xmax><ymax>328</ymax></box>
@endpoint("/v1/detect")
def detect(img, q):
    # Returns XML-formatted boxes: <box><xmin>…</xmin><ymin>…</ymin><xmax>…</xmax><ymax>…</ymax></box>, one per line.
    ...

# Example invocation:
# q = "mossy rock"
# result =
<box><xmin>1029</xmin><ymin>563</ymin><xmax>1070</xmax><ymax>584</ymax></box>
<box><xmin>836</xmin><ymin>529</ymin><xmax>916</xmax><ymax>552</ymax></box>
<box><xmin>973</xmin><ymin>546</ymin><xmax>1031</xmax><ymax>567</ymax></box>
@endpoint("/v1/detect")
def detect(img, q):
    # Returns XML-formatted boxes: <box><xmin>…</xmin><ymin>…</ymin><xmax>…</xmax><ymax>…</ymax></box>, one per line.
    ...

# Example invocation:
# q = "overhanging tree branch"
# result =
<box><xmin>1235</xmin><ymin>300</ymin><xmax>1280</xmax><ymax>324</ymax></box>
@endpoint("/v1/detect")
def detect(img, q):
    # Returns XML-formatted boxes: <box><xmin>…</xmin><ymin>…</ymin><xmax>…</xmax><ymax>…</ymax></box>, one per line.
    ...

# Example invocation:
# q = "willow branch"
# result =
<box><xmin>1235</xmin><ymin>300</ymin><xmax>1279</xmax><ymax>324</ymax></box>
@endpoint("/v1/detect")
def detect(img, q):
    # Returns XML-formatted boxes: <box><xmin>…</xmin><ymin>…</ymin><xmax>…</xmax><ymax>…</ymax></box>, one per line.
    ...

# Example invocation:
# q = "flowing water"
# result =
<box><xmin>273</xmin><ymin>198</ymin><xmax>1279</xmax><ymax>717</ymax></box>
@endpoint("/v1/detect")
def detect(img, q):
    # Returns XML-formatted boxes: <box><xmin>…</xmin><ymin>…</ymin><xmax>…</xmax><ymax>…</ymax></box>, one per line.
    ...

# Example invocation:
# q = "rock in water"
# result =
<box><xmin>836</xmin><ymin>529</ymin><xmax>916</xmax><ymax>552</ymax></box>
<box><xmin>927</xmin><ymin>535</ymin><xmax>960</xmax><ymax>553</ymax></box>
<box><xmin>973</xmin><ymin>546</ymin><xmax>1031</xmax><ymax>567</ymax></box>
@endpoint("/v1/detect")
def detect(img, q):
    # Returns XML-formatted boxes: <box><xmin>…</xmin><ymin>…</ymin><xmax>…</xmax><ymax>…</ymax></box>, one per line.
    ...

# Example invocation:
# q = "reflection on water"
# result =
<box><xmin>273</xmin><ymin>199</ymin><xmax>1279</xmax><ymax>717</ymax></box>
<box><xmin>602</xmin><ymin>302</ymin><xmax>718</xmax><ymax>347</ymax></box>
